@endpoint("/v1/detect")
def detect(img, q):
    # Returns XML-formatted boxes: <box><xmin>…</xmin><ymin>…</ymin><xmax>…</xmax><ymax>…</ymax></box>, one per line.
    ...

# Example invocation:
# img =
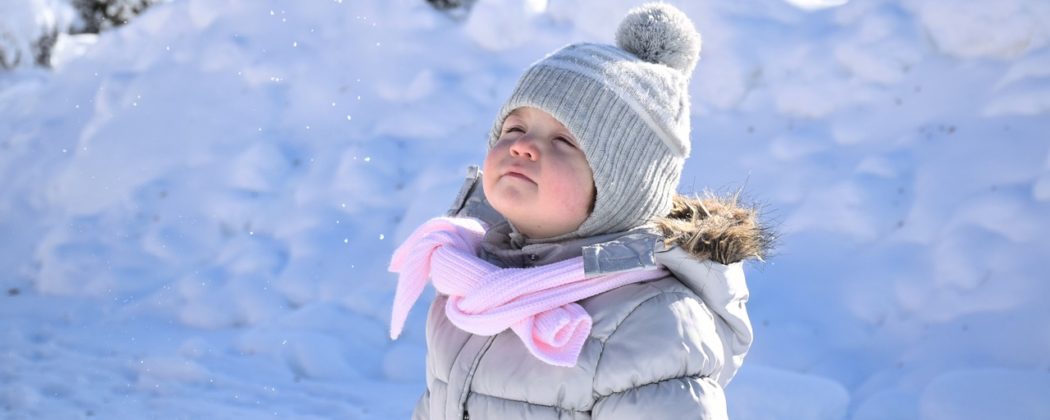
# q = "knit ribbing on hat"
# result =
<box><xmin>490</xmin><ymin>43</ymin><xmax>691</xmax><ymax>157</ymax></box>
<box><xmin>488</xmin><ymin>45</ymin><xmax>688</xmax><ymax>239</ymax></box>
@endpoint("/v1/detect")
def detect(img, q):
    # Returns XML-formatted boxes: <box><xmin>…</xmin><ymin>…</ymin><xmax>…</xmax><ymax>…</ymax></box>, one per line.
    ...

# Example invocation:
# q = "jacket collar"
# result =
<box><xmin>478</xmin><ymin>221</ymin><xmax>653</xmax><ymax>270</ymax></box>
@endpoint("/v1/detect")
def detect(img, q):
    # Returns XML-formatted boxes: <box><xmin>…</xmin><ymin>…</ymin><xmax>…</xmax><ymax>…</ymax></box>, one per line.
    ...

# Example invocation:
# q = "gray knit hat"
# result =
<box><xmin>488</xmin><ymin>2</ymin><xmax>702</xmax><ymax>240</ymax></box>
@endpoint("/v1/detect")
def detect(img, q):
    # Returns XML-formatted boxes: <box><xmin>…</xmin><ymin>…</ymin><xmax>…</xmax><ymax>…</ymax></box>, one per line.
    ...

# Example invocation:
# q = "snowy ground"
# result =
<box><xmin>2</xmin><ymin>0</ymin><xmax>1049</xmax><ymax>419</ymax></box>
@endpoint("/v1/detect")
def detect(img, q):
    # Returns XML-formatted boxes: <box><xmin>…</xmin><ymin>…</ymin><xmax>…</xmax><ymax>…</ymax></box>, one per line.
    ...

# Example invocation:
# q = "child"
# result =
<box><xmin>389</xmin><ymin>3</ymin><xmax>769</xmax><ymax>419</ymax></box>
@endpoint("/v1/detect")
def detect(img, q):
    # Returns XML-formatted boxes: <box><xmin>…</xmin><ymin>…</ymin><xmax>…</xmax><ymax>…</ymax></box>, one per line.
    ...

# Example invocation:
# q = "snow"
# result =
<box><xmin>906</xmin><ymin>0</ymin><xmax>1050</xmax><ymax>60</ymax></box>
<box><xmin>729</xmin><ymin>365</ymin><xmax>850</xmax><ymax>420</ymax></box>
<box><xmin>2</xmin><ymin>0</ymin><xmax>1050</xmax><ymax>418</ymax></box>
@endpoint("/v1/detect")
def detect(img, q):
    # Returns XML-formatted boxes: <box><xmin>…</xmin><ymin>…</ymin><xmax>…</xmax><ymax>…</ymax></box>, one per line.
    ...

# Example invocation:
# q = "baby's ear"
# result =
<box><xmin>447</xmin><ymin>165</ymin><xmax>506</xmax><ymax>226</ymax></box>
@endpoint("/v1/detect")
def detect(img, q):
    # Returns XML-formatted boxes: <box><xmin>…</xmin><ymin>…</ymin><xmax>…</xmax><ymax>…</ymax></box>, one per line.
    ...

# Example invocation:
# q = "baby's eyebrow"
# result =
<box><xmin>503</xmin><ymin>114</ymin><xmax>525</xmax><ymax>125</ymax></box>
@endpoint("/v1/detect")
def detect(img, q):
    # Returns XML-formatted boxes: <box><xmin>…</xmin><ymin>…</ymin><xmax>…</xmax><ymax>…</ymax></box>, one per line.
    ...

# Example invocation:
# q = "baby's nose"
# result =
<box><xmin>509</xmin><ymin>137</ymin><xmax>540</xmax><ymax>160</ymax></box>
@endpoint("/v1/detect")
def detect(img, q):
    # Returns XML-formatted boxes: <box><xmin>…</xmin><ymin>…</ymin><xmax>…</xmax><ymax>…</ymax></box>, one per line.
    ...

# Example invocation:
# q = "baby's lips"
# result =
<box><xmin>502</xmin><ymin>168</ymin><xmax>537</xmax><ymax>184</ymax></box>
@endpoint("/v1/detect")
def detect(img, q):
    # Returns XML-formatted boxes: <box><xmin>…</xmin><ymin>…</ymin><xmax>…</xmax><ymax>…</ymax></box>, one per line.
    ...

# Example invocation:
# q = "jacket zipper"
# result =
<box><xmin>460</xmin><ymin>335</ymin><xmax>497</xmax><ymax>420</ymax></box>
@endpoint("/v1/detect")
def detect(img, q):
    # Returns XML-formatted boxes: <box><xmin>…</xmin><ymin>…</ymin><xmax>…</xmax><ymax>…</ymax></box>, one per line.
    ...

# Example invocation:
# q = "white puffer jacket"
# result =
<box><xmin>412</xmin><ymin>171</ymin><xmax>762</xmax><ymax>419</ymax></box>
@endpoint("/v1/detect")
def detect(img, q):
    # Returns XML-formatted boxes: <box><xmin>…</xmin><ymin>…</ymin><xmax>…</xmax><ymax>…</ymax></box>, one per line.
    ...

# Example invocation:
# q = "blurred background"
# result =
<box><xmin>1</xmin><ymin>0</ymin><xmax>1049</xmax><ymax>418</ymax></box>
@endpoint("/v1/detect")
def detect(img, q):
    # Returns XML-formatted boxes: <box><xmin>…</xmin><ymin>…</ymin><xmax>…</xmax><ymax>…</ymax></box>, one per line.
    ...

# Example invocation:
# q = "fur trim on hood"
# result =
<box><xmin>653</xmin><ymin>193</ymin><xmax>774</xmax><ymax>265</ymax></box>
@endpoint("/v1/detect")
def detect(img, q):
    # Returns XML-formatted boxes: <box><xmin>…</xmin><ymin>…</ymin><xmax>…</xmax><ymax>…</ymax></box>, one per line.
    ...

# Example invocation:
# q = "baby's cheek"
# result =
<box><xmin>566</xmin><ymin>166</ymin><xmax>595</xmax><ymax>216</ymax></box>
<box><xmin>481</xmin><ymin>151</ymin><xmax>501</xmax><ymax>188</ymax></box>
<box><xmin>548</xmin><ymin>178</ymin><xmax>592</xmax><ymax>218</ymax></box>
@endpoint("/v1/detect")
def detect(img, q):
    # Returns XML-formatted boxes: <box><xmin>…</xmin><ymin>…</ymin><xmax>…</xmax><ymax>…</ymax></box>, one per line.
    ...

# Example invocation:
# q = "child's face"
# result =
<box><xmin>483</xmin><ymin>107</ymin><xmax>595</xmax><ymax>239</ymax></box>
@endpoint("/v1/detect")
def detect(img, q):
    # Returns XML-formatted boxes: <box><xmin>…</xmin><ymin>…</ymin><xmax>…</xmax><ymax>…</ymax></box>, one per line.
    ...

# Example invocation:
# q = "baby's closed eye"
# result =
<box><xmin>554</xmin><ymin>136</ymin><xmax>577</xmax><ymax>148</ymax></box>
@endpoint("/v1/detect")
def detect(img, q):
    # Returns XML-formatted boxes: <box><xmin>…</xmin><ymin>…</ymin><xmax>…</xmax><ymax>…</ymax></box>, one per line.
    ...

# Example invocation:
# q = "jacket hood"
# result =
<box><xmin>652</xmin><ymin>193</ymin><xmax>770</xmax><ymax>386</ymax></box>
<box><xmin>575</xmin><ymin>193</ymin><xmax>771</xmax><ymax>386</ymax></box>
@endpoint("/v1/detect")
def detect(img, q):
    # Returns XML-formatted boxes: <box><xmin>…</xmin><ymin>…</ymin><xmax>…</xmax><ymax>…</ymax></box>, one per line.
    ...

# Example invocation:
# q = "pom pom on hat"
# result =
<box><xmin>615</xmin><ymin>3</ymin><xmax>702</xmax><ymax>76</ymax></box>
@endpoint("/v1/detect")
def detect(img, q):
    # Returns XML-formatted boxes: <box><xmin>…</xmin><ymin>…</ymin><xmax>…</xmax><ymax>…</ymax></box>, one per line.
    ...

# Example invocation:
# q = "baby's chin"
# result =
<box><xmin>485</xmin><ymin>182</ymin><xmax>535</xmax><ymax>209</ymax></box>
<box><xmin>486</xmin><ymin>188</ymin><xmax>588</xmax><ymax>237</ymax></box>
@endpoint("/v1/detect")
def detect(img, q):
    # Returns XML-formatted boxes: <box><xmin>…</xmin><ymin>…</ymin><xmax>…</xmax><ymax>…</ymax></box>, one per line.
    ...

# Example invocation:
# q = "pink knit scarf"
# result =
<box><xmin>389</xmin><ymin>217</ymin><xmax>668</xmax><ymax>367</ymax></box>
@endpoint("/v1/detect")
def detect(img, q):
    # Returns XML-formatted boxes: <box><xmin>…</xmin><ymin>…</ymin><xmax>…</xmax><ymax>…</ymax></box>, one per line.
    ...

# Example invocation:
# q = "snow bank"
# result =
<box><xmin>2</xmin><ymin>0</ymin><xmax>1049</xmax><ymax>418</ymax></box>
